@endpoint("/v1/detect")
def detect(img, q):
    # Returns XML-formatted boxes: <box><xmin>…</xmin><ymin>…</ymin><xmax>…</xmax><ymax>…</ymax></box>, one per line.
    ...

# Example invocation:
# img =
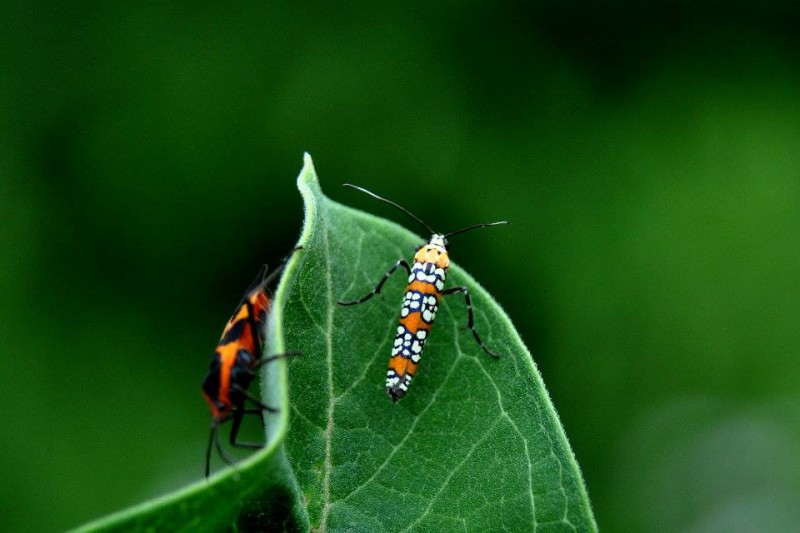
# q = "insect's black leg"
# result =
<box><xmin>242</xmin><ymin>407</ymin><xmax>267</xmax><ymax>433</ymax></box>
<box><xmin>206</xmin><ymin>417</ymin><xmax>238</xmax><ymax>477</ymax></box>
<box><xmin>441</xmin><ymin>286</ymin><xmax>500</xmax><ymax>359</ymax></box>
<box><xmin>205</xmin><ymin>422</ymin><xmax>218</xmax><ymax>478</ymax></box>
<box><xmin>338</xmin><ymin>259</ymin><xmax>412</xmax><ymax>306</ymax></box>
<box><xmin>232</xmin><ymin>384</ymin><xmax>279</xmax><ymax>413</ymax></box>
<box><xmin>228</xmin><ymin>407</ymin><xmax>264</xmax><ymax>449</ymax></box>
<box><xmin>249</xmin><ymin>351</ymin><xmax>302</xmax><ymax>372</ymax></box>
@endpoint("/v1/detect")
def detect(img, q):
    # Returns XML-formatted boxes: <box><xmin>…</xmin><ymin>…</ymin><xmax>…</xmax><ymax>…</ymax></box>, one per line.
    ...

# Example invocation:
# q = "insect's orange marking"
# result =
<box><xmin>207</xmin><ymin>288</ymin><xmax>270</xmax><ymax>420</ymax></box>
<box><xmin>406</xmin><ymin>280</ymin><xmax>440</xmax><ymax>295</ymax></box>
<box><xmin>399</xmin><ymin>313</ymin><xmax>430</xmax><ymax>333</ymax></box>
<box><xmin>389</xmin><ymin>354</ymin><xmax>418</xmax><ymax>377</ymax></box>
<box><xmin>251</xmin><ymin>292</ymin><xmax>270</xmax><ymax>313</ymax></box>
<box><xmin>208</xmin><ymin>342</ymin><xmax>240</xmax><ymax>418</ymax></box>
<box><xmin>220</xmin><ymin>291</ymin><xmax>269</xmax><ymax>355</ymax></box>
<box><xmin>202</xmin><ymin>394</ymin><xmax>218</xmax><ymax>417</ymax></box>
<box><xmin>224</xmin><ymin>306</ymin><xmax>249</xmax><ymax>333</ymax></box>
<box><xmin>400</xmin><ymin>280</ymin><xmax>441</xmax><ymax>333</ymax></box>
<box><xmin>413</xmin><ymin>246</ymin><xmax>450</xmax><ymax>268</ymax></box>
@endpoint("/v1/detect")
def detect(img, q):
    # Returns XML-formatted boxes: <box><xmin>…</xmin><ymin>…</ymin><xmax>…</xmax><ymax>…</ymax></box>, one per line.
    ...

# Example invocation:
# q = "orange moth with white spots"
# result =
<box><xmin>338</xmin><ymin>184</ymin><xmax>507</xmax><ymax>402</ymax></box>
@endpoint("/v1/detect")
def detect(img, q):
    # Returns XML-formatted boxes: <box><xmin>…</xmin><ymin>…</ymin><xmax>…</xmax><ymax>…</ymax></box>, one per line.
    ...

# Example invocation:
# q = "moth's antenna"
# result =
<box><xmin>444</xmin><ymin>220</ymin><xmax>509</xmax><ymax>239</ymax></box>
<box><xmin>343</xmin><ymin>184</ymin><xmax>436</xmax><ymax>235</ymax></box>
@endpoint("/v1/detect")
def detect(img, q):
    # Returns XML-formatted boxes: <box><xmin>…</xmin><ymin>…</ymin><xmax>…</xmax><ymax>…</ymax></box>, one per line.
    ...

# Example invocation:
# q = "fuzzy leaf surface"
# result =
<box><xmin>282</xmin><ymin>155</ymin><xmax>596</xmax><ymax>532</ymax></box>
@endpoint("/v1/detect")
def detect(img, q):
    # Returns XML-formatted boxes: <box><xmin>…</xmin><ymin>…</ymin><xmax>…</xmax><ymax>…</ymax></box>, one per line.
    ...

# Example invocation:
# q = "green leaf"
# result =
<box><xmin>281</xmin><ymin>154</ymin><xmax>596</xmax><ymax>531</ymax></box>
<box><xmin>72</xmin><ymin>154</ymin><xmax>595</xmax><ymax>532</ymax></box>
<box><xmin>69</xmin><ymin>262</ymin><xmax>303</xmax><ymax>531</ymax></box>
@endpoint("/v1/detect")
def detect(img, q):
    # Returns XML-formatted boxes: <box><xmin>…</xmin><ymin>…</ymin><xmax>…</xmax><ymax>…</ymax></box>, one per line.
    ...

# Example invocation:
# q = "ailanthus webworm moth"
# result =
<box><xmin>338</xmin><ymin>184</ymin><xmax>507</xmax><ymax>402</ymax></box>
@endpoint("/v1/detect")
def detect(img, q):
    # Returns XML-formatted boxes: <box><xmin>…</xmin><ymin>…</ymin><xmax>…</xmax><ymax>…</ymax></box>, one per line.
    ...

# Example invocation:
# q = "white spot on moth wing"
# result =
<box><xmin>408</xmin><ymin>274</ymin><xmax>415</xmax><ymax>283</ymax></box>
<box><xmin>397</xmin><ymin>326</ymin><xmax>404</xmax><ymax>335</ymax></box>
<box><xmin>411</xmin><ymin>293</ymin><xmax>421</xmax><ymax>300</ymax></box>
<box><xmin>401</xmin><ymin>307</ymin><xmax>409</xmax><ymax>317</ymax></box>
<box><xmin>409</xmin><ymin>301</ymin><xmax>420</xmax><ymax>310</ymax></box>
<box><xmin>411</xmin><ymin>340</ymin><xmax>422</xmax><ymax>353</ymax></box>
<box><xmin>422</xmin><ymin>309</ymin><xmax>433</xmax><ymax>322</ymax></box>
<box><xmin>434</xmin><ymin>268</ymin><xmax>445</xmax><ymax>278</ymax></box>
<box><xmin>416</xmin><ymin>271</ymin><xmax>426</xmax><ymax>281</ymax></box>
<box><xmin>435</xmin><ymin>280</ymin><xmax>444</xmax><ymax>291</ymax></box>
<box><xmin>425</xmin><ymin>274</ymin><xmax>436</xmax><ymax>283</ymax></box>
<box><xmin>411</xmin><ymin>353</ymin><xmax>421</xmax><ymax>363</ymax></box>
<box><xmin>416</xmin><ymin>330</ymin><xmax>427</xmax><ymax>339</ymax></box>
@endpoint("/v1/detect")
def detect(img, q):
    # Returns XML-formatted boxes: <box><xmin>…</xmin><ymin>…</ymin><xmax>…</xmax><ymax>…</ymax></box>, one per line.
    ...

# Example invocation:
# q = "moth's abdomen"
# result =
<box><xmin>385</xmin><ymin>259</ymin><xmax>447</xmax><ymax>402</ymax></box>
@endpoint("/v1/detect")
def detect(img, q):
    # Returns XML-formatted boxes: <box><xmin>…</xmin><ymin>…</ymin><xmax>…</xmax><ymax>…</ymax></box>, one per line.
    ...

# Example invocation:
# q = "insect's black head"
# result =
<box><xmin>203</xmin><ymin>389</ymin><xmax>231</xmax><ymax>420</ymax></box>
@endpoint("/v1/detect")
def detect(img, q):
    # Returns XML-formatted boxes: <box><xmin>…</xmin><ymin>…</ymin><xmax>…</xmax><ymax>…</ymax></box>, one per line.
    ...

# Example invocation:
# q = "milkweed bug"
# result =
<box><xmin>201</xmin><ymin>247</ymin><xmax>301</xmax><ymax>477</ymax></box>
<box><xmin>338</xmin><ymin>184</ymin><xmax>508</xmax><ymax>402</ymax></box>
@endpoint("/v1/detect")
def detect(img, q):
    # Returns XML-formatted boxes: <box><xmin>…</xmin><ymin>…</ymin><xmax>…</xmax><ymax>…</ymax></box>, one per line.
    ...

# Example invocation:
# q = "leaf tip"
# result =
<box><xmin>297</xmin><ymin>152</ymin><xmax>321</xmax><ymax>192</ymax></box>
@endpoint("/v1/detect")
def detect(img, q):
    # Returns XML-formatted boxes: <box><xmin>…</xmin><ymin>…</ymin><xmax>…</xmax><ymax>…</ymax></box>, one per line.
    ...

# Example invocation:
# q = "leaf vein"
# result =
<box><xmin>338</xmin><ymin>344</ymin><xmax>465</xmax><ymax>504</ymax></box>
<box><xmin>466</xmin><ymin>318</ymin><xmax>537</xmax><ymax>527</ymax></box>
<box><xmin>400</xmin><ymin>418</ymin><xmax>503</xmax><ymax>532</ymax></box>
<box><xmin>336</xmin><ymin>312</ymin><xmax>396</xmax><ymax>401</ymax></box>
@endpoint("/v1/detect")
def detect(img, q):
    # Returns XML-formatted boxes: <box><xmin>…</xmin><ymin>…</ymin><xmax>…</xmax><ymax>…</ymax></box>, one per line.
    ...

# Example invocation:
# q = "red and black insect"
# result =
<box><xmin>202</xmin><ymin>249</ymin><xmax>300</xmax><ymax>477</ymax></box>
<box><xmin>338</xmin><ymin>184</ymin><xmax>507</xmax><ymax>402</ymax></box>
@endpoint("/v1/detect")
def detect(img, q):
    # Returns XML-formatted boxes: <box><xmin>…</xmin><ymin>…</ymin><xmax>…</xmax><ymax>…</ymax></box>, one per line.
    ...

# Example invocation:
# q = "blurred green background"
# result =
<box><xmin>3</xmin><ymin>2</ymin><xmax>800</xmax><ymax>531</ymax></box>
